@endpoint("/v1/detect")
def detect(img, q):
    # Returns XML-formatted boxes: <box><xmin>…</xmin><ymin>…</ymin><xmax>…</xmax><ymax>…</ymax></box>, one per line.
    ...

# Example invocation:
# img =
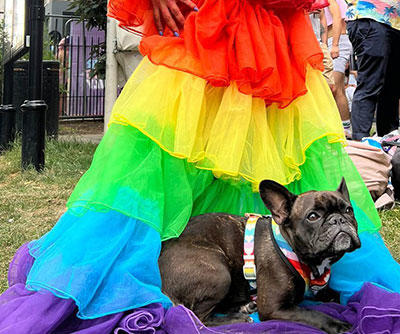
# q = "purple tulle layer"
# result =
<box><xmin>1</xmin><ymin>243</ymin><xmax>400</xmax><ymax>333</ymax></box>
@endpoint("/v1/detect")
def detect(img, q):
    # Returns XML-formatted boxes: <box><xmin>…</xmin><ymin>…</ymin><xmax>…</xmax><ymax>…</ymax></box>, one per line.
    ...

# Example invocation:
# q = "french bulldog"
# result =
<box><xmin>159</xmin><ymin>178</ymin><xmax>361</xmax><ymax>334</ymax></box>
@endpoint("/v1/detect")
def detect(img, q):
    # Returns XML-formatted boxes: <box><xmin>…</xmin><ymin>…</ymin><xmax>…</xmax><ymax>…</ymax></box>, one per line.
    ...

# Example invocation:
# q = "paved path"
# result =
<box><xmin>58</xmin><ymin>133</ymin><xmax>103</xmax><ymax>144</ymax></box>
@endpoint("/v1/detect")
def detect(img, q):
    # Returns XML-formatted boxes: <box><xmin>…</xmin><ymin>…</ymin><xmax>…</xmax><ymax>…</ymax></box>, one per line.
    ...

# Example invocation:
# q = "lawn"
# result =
<box><xmin>0</xmin><ymin>136</ymin><xmax>399</xmax><ymax>293</ymax></box>
<box><xmin>0</xmin><ymin>138</ymin><xmax>97</xmax><ymax>292</ymax></box>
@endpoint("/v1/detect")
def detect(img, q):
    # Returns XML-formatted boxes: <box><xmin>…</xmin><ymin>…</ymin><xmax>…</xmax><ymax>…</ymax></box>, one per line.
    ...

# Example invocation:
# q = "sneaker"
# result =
<box><xmin>342</xmin><ymin>120</ymin><xmax>352</xmax><ymax>139</ymax></box>
<box><xmin>344</xmin><ymin>127</ymin><xmax>352</xmax><ymax>139</ymax></box>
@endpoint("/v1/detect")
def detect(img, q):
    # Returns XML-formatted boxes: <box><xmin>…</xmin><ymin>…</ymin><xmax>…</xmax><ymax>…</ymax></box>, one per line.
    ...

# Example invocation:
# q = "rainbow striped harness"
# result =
<box><xmin>243</xmin><ymin>214</ymin><xmax>331</xmax><ymax>298</ymax></box>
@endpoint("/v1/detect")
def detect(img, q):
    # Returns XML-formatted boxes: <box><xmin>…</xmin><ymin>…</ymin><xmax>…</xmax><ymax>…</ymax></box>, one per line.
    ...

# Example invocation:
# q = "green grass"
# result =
<box><xmin>380</xmin><ymin>208</ymin><xmax>400</xmax><ymax>262</ymax></box>
<box><xmin>0</xmin><ymin>137</ymin><xmax>399</xmax><ymax>294</ymax></box>
<box><xmin>0</xmin><ymin>138</ymin><xmax>97</xmax><ymax>292</ymax></box>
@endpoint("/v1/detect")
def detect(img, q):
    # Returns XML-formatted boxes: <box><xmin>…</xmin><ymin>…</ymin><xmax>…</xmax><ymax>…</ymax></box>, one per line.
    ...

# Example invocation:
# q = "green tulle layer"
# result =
<box><xmin>67</xmin><ymin>123</ymin><xmax>380</xmax><ymax>240</ymax></box>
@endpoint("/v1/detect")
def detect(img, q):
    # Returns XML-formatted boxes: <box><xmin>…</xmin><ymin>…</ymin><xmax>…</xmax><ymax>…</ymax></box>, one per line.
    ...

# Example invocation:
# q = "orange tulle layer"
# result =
<box><xmin>108</xmin><ymin>0</ymin><xmax>323</xmax><ymax>107</ymax></box>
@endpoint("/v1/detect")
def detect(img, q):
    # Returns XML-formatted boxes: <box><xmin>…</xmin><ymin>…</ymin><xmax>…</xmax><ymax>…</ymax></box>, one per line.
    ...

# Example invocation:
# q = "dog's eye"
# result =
<box><xmin>345</xmin><ymin>207</ymin><xmax>353</xmax><ymax>214</ymax></box>
<box><xmin>307</xmin><ymin>212</ymin><xmax>320</xmax><ymax>221</ymax></box>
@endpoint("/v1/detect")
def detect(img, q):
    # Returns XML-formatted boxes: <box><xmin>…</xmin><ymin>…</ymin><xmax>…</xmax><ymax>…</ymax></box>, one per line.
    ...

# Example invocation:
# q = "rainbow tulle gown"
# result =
<box><xmin>18</xmin><ymin>0</ymin><xmax>400</xmax><ymax>322</ymax></box>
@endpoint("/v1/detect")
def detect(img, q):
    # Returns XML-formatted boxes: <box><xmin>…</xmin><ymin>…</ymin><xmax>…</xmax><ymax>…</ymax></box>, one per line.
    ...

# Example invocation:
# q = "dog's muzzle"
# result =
<box><xmin>324</xmin><ymin>214</ymin><xmax>361</xmax><ymax>253</ymax></box>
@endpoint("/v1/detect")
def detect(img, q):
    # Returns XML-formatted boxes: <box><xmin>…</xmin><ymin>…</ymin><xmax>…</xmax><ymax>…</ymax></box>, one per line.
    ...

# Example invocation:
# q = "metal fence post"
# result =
<box><xmin>22</xmin><ymin>0</ymin><xmax>48</xmax><ymax>171</ymax></box>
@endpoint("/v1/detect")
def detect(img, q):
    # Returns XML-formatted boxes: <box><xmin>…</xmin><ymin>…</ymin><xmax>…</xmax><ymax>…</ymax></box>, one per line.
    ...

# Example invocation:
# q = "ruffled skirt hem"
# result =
<box><xmin>109</xmin><ymin>57</ymin><xmax>345</xmax><ymax>190</ymax></box>
<box><xmin>108</xmin><ymin>0</ymin><xmax>324</xmax><ymax>106</ymax></box>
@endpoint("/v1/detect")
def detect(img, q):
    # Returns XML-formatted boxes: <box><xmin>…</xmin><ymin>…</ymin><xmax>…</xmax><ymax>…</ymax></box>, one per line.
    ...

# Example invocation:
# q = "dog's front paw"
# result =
<box><xmin>315</xmin><ymin>287</ymin><xmax>340</xmax><ymax>303</ymax></box>
<box><xmin>205</xmin><ymin>312</ymin><xmax>254</xmax><ymax>326</ymax></box>
<box><xmin>244</xmin><ymin>315</ymin><xmax>254</xmax><ymax>323</ymax></box>
<box><xmin>239</xmin><ymin>301</ymin><xmax>257</xmax><ymax>315</ymax></box>
<box><xmin>324</xmin><ymin>319</ymin><xmax>352</xmax><ymax>334</ymax></box>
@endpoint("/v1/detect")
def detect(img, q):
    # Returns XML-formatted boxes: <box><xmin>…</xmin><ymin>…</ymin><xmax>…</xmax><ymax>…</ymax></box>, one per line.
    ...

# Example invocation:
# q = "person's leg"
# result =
<box><xmin>333</xmin><ymin>71</ymin><xmax>352</xmax><ymax>138</ymax></box>
<box><xmin>333</xmin><ymin>71</ymin><xmax>350</xmax><ymax>121</ymax></box>
<box><xmin>347</xmin><ymin>19</ymin><xmax>391</xmax><ymax>140</ymax></box>
<box><xmin>328</xmin><ymin>35</ymin><xmax>352</xmax><ymax>122</ymax></box>
<box><xmin>328</xmin><ymin>34</ymin><xmax>352</xmax><ymax>137</ymax></box>
<box><xmin>376</xmin><ymin>27</ymin><xmax>400</xmax><ymax>136</ymax></box>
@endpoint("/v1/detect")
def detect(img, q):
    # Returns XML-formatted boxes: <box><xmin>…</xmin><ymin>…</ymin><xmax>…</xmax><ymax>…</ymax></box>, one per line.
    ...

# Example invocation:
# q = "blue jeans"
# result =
<box><xmin>347</xmin><ymin>19</ymin><xmax>400</xmax><ymax>140</ymax></box>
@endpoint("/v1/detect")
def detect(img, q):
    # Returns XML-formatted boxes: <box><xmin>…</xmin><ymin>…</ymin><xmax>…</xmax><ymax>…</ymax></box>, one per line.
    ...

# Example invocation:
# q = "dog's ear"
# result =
<box><xmin>337</xmin><ymin>177</ymin><xmax>350</xmax><ymax>202</ymax></box>
<box><xmin>259</xmin><ymin>180</ymin><xmax>297</xmax><ymax>225</ymax></box>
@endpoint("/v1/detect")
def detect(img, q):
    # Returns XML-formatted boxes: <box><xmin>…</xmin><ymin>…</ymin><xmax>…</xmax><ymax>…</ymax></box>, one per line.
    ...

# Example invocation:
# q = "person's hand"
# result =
<box><xmin>330</xmin><ymin>45</ymin><xmax>339</xmax><ymax>59</ymax></box>
<box><xmin>350</xmin><ymin>70</ymin><xmax>358</xmax><ymax>78</ymax></box>
<box><xmin>151</xmin><ymin>0</ymin><xmax>198</xmax><ymax>36</ymax></box>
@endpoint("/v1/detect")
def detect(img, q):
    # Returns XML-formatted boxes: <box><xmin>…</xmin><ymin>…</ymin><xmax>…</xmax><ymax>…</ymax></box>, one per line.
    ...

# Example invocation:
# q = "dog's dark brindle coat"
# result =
<box><xmin>159</xmin><ymin>178</ymin><xmax>360</xmax><ymax>334</ymax></box>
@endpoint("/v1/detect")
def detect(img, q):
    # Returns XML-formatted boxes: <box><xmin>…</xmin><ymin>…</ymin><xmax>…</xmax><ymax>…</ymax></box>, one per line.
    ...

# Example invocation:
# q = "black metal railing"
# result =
<box><xmin>47</xmin><ymin>17</ymin><xmax>105</xmax><ymax>119</ymax></box>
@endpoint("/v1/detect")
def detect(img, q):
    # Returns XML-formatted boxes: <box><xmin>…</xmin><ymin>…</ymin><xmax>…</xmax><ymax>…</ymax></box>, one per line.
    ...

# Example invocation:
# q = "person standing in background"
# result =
<box><xmin>309</xmin><ymin>10</ymin><xmax>336</xmax><ymax>92</ymax></box>
<box><xmin>346</xmin><ymin>0</ymin><xmax>400</xmax><ymax>140</ymax></box>
<box><xmin>324</xmin><ymin>0</ymin><xmax>353</xmax><ymax>138</ymax></box>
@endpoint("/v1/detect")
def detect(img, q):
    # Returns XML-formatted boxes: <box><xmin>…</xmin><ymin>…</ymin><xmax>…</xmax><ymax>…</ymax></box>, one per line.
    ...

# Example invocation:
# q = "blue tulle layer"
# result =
<box><xmin>27</xmin><ymin>209</ymin><xmax>172</xmax><ymax>319</ymax></box>
<box><xmin>331</xmin><ymin>231</ymin><xmax>400</xmax><ymax>304</ymax></box>
<box><xmin>26</xmin><ymin>206</ymin><xmax>400</xmax><ymax>320</ymax></box>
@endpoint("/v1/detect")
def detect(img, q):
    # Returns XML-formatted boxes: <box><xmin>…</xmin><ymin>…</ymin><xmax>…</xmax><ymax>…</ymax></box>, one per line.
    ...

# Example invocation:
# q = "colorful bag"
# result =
<box><xmin>345</xmin><ymin>140</ymin><xmax>393</xmax><ymax>209</ymax></box>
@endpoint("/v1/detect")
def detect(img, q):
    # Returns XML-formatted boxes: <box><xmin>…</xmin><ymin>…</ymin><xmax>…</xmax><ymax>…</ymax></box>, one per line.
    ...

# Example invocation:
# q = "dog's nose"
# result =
<box><xmin>329</xmin><ymin>215</ymin><xmax>345</xmax><ymax>225</ymax></box>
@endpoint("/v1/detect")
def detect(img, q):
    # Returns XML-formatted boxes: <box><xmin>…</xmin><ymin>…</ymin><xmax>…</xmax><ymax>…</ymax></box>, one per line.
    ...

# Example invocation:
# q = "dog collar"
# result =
<box><xmin>269</xmin><ymin>220</ymin><xmax>331</xmax><ymax>297</ymax></box>
<box><xmin>243</xmin><ymin>214</ymin><xmax>331</xmax><ymax>298</ymax></box>
<box><xmin>243</xmin><ymin>213</ymin><xmax>260</xmax><ymax>291</ymax></box>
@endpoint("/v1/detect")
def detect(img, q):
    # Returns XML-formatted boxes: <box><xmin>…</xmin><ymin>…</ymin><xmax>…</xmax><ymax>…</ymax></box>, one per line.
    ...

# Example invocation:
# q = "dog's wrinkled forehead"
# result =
<box><xmin>292</xmin><ymin>190</ymin><xmax>350</xmax><ymax>216</ymax></box>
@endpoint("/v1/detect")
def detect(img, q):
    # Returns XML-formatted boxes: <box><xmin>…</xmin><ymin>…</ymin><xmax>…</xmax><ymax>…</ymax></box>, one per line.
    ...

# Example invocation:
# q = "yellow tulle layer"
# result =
<box><xmin>110</xmin><ymin>57</ymin><xmax>345</xmax><ymax>189</ymax></box>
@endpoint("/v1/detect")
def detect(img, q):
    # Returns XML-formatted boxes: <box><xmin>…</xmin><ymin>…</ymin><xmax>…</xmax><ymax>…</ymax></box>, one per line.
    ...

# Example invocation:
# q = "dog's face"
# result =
<box><xmin>259</xmin><ymin>178</ymin><xmax>361</xmax><ymax>273</ymax></box>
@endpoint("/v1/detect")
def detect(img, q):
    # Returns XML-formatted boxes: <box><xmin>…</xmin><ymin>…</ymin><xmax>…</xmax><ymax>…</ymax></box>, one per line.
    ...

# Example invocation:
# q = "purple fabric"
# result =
<box><xmin>0</xmin><ymin>243</ymin><xmax>123</xmax><ymax>334</ymax></box>
<box><xmin>308</xmin><ymin>284</ymin><xmax>400</xmax><ymax>334</ymax></box>
<box><xmin>8</xmin><ymin>243</ymin><xmax>34</xmax><ymax>287</ymax></box>
<box><xmin>0</xmin><ymin>284</ymin><xmax>123</xmax><ymax>334</ymax></box>
<box><xmin>55</xmin><ymin>309</ymin><xmax>123</xmax><ymax>334</ymax></box>
<box><xmin>114</xmin><ymin>304</ymin><xmax>166</xmax><ymax>334</ymax></box>
<box><xmin>0</xmin><ymin>284</ymin><xmax>75</xmax><ymax>333</ymax></box>
<box><xmin>1</xmin><ymin>243</ymin><xmax>400</xmax><ymax>333</ymax></box>
<box><xmin>162</xmin><ymin>283</ymin><xmax>400</xmax><ymax>334</ymax></box>
<box><xmin>116</xmin><ymin>282</ymin><xmax>400</xmax><ymax>334</ymax></box>
<box><xmin>164</xmin><ymin>306</ymin><xmax>323</xmax><ymax>334</ymax></box>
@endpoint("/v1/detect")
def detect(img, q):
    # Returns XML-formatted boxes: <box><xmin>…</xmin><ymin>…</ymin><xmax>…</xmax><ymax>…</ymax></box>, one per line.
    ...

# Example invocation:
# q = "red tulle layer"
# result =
<box><xmin>108</xmin><ymin>0</ymin><xmax>323</xmax><ymax>107</ymax></box>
